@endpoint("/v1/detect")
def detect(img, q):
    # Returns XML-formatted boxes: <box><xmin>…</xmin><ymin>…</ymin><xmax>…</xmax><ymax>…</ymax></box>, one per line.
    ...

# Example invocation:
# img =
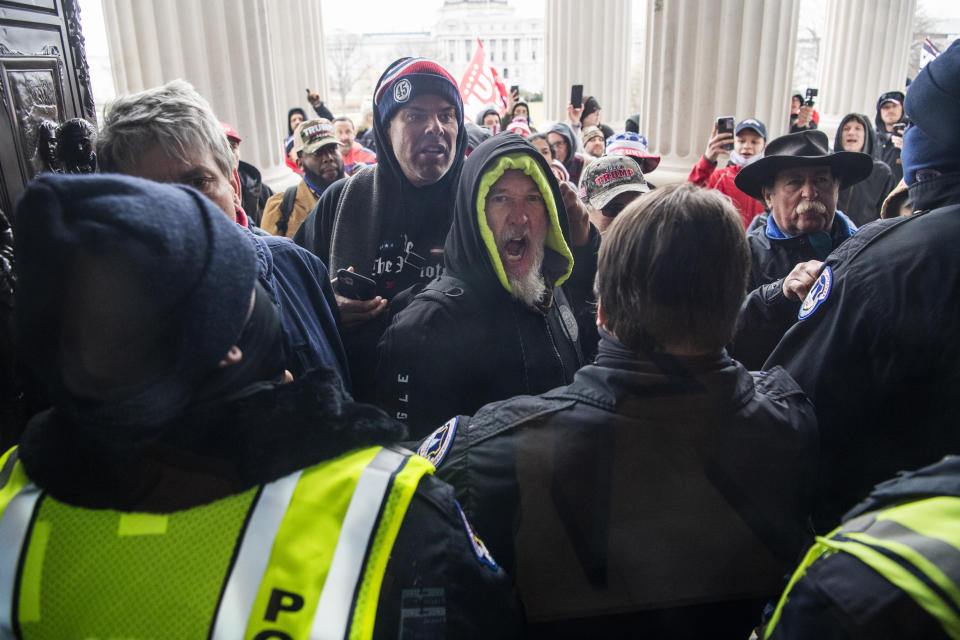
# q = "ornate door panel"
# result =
<box><xmin>0</xmin><ymin>0</ymin><xmax>94</xmax><ymax>213</ymax></box>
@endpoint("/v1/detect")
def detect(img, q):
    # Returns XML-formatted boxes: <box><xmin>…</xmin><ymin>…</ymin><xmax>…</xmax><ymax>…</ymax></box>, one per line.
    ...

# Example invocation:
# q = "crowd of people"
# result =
<box><xmin>0</xmin><ymin>39</ymin><xmax>959</xmax><ymax>639</ymax></box>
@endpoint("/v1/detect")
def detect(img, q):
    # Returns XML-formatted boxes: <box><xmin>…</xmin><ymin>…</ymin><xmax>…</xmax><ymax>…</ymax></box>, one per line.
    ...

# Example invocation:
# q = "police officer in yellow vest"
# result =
<box><xmin>0</xmin><ymin>173</ymin><xmax>522</xmax><ymax>639</ymax></box>
<box><xmin>763</xmin><ymin>454</ymin><xmax>960</xmax><ymax>640</ymax></box>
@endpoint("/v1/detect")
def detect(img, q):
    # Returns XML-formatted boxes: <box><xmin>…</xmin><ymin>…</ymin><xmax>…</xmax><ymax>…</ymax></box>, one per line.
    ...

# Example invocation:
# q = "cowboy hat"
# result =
<box><xmin>735</xmin><ymin>130</ymin><xmax>873</xmax><ymax>202</ymax></box>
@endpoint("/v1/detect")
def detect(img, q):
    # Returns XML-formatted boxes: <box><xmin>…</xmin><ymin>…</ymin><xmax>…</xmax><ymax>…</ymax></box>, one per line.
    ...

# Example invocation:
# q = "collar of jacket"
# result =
<box><xmin>765</xmin><ymin>209</ymin><xmax>857</xmax><ymax>241</ymax></box>
<box><xmin>16</xmin><ymin>368</ymin><xmax>407</xmax><ymax>511</ymax></box>
<box><xmin>908</xmin><ymin>170</ymin><xmax>960</xmax><ymax>212</ymax></box>
<box><xmin>544</xmin><ymin>331</ymin><xmax>754</xmax><ymax>417</ymax></box>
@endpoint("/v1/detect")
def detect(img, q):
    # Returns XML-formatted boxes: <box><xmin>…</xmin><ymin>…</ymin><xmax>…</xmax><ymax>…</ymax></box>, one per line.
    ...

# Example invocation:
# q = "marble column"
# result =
<box><xmin>815</xmin><ymin>0</ymin><xmax>915</xmax><ymax>134</ymax></box>
<box><xmin>544</xmin><ymin>0</ymin><xmax>632</xmax><ymax>128</ymax></box>
<box><xmin>101</xmin><ymin>0</ymin><xmax>327</xmax><ymax>188</ymax></box>
<box><xmin>640</xmin><ymin>0</ymin><xmax>800</xmax><ymax>184</ymax></box>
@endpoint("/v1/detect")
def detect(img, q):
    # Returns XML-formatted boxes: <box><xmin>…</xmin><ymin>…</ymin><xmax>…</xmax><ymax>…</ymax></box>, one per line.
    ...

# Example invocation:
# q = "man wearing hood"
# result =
<box><xmin>875</xmin><ymin>90</ymin><xmax>908</xmax><ymax>184</ymax></box>
<box><xmin>294</xmin><ymin>58</ymin><xmax>467</xmax><ymax>401</ymax></box>
<box><xmin>376</xmin><ymin>133</ymin><xmax>598</xmax><ymax>438</ymax></box>
<box><xmin>546</xmin><ymin>122</ymin><xmax>585</xmax><ymax>185</ymax></box>
<box><xmin>765</xmin><ymin>39</ymin><xmax>960</xmax><ymax>531</ymax></box>
<box><xmin>0</xmin><ymin>173</ymin><xmax>523</xmax><ymax>638</ymax></box>
<box><xmin>832</xmin><ymin>112</ymin><xmax>895</xmax><ymax>226</ymax></box>
<box><xmin>475</xmin><ymin>105</ymin><xmax>501</xmax><ymax>132</ymax></box>
<box><xmin>688</xmin><ymin>118</ymin><xmax>768</xmax><ymax>229</ymax></box>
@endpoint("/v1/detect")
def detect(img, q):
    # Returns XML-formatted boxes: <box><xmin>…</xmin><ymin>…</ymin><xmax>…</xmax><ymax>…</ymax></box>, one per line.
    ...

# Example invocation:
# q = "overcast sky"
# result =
<box><xmin>320</xmin><ymin>0</ymin><xmax>546</xmax><ymax>33</ymax></box>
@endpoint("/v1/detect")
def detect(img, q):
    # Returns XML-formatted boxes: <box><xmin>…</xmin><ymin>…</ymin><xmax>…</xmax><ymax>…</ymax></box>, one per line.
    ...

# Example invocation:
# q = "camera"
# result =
<box><xmin>804</xmin><ymin>88</ymin><xmax>819</xmax><ymax>108</ymax></box>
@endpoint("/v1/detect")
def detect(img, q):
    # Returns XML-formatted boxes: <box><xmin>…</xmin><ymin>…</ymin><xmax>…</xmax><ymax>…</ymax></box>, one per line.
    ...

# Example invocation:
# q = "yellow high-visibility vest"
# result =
<box><xmin>766</xmin><ymin>496</ymin><xmax>960</xmax><ymax>639</ymax></box>
<box><xmin>0</xmin><ymin>444</ymin><xmax>434</xmax><ymax>640</ymax></box>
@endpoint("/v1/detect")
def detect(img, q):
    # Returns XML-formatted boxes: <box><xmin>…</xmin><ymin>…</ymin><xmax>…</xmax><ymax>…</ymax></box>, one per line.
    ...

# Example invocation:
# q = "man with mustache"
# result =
<box><xmin>728</xmin><ymin>129</ymin><xmax>872</xmax><ymax>369</ymax></box>
<box><xmin>261</xmin><ymin>118</ymin><xmax>345</xmax><ymax>238</ymax></box>
<box><xmin>294</xmin><ymin>58</ymin><xmax>466</xmax><ymax>401</ymax></box>
<box><xmin>738</xmin><ymin>130</ymin><xmax>871</xmax><ymax>292</ymax></box>
<box><xmin>375</xmin><ymin>133</ymin><xmax>598</xmax><ymax>438</ymax></box>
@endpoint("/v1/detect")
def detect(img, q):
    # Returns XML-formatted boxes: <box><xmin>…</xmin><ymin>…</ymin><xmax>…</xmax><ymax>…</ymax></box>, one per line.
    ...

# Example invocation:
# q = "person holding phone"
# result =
<box><xmin>567</xmin><ymin>92</ymin><xmax>615</xmax><ymax>153</ymax></box>
<box><xmin>875</xmin><ymin>90</ymin><xmax>908</xmax><ymax>183</ymax></box>
<box><xmin>688</xmin><ymin>117</ymin><xmax>768</xmax><ymax>228</ymax></box>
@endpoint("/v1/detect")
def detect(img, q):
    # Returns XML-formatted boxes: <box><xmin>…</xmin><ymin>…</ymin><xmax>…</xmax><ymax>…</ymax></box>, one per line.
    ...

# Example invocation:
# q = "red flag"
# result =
<box><xmin>459</xmin><ymin>39</ymin><xmax>508</xmax><ymax>121</ymax></box>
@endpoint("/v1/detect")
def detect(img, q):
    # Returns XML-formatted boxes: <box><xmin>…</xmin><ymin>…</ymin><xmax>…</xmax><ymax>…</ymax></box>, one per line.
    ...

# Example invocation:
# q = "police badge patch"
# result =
<box><xmin>455</xmin><ymin>500</ymin><xmax>499</xmax><ymax>570</ymax></box>
<box><xmin>798</xmin><ymin>266</ymin><xmax>833</xmax><ymax>320</ymax></box>
<box><xmin>417</xmin><ymin>417</ymin><xmax>458</xmax><ymax>468</ymax></box>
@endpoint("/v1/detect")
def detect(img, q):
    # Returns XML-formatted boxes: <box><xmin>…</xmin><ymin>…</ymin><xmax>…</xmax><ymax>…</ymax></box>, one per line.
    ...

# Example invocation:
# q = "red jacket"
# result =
<box><xmin>688</xmin><ymin>156</ymin><xmax>765</xmax><ymax>229</ymax></box>
<box><xmin>342</xmin><ymin>141</ymin><xmax>377</xmax><ymax>175</ymax></box>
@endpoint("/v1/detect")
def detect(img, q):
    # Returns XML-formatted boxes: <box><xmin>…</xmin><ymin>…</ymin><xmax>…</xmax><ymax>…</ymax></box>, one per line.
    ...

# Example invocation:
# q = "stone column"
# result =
<box><xmin>816</xmin><ymin>0</ymin><xmax>915</xmax><ymax>133</ymax></box>
<box><xmin>101</xmin><ymin>0</ymin><xmax>327</xmax><ymax>188</ymax></box>
<box><xmin>640</xmin><ymin>0</ymin><xmax>800</xmax><ymax>184</ymax></box>
<box><xmin>544</xmin><ymin>0</ymin><xmax>632</xmax><ymax>128</ymax></box>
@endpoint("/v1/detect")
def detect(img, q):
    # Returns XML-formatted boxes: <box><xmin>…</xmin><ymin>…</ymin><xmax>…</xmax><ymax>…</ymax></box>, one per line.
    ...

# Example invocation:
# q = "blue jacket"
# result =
<box><xmin>248</xmin><ymin>229</ymin><xmax>350</xmax><ymax>389</ymax></box>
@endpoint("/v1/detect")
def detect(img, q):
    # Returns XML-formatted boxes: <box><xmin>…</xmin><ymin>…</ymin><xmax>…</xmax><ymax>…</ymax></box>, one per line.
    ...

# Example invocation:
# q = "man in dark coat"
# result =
<box><xmin>765</xmin><ymin>40</ymin><xmax>960</xmax><ymax>532</ymax></box>
<box><xmin>832</xmin><ymin>112</ymin><xmax>895</xmax><ymax>226</ymax></box>
<box><xmin>728</xmin><ymin>130</ymin><xmax>872</xmax><ymax>369</ymax></box>
<box><xmin>294</xmin><ymin>58</ymin><xmax>467</xmax><ymax>401</ymax></box>
<box><xmin>875</xmin><ymin>90</ymin><xmax>907</xmax><ymax>184</ymax></box>
<box><xmin>2</xmin><ymin>173</ymin><xmax>523</xmax><ymax>639</ymax></box>
<box><xmin>376</xmin><ymin>133</ymin><xmax>598</xmax><ymax>438</ymax></box>
<box><xmin>417</xmin><ymin>183</ymin><xmax>817</xmax><ymax>638</ymax></box>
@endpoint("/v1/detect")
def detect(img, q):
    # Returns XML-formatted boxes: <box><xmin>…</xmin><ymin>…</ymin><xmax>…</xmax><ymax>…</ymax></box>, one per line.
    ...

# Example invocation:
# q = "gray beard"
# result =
<box><xmin>506</xmin><ymin>241</ymin><xmax>547</xmax><ymax>307</ymax></box>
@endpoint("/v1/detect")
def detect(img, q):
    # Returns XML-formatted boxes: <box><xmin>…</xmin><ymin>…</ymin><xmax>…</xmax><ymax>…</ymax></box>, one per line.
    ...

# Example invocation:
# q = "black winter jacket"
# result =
<box><xmin>15</xmin><ymin>368</ymin><xmax>524</xmax><ymax>639</ymax></box>
<box><xmin>766</xmin><ymin>174</ymin><xmax>960</xmax><ymax>531</ymax></box>
<box><xmin>376</xmin><ymin>134</ymin><xmax>599</xmax><ymax>439</ymax></box>
<box><xmin>421</xmin><ymin>332</ymin><xmax>818</xmax><ymax>638</ymax></box>
<box><xmin>832</xmin><ymin>114</ymin><xmax>895</xmax><ymax>227</ymax></box>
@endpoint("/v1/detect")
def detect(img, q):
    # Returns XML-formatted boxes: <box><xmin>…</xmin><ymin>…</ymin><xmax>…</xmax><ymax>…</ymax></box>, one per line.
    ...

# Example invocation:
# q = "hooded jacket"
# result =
<box><xmin>375</xmin><ymin>134</ymin><xmax>599</xmax><ymax>439</ymax></box>
<box><xmin>293</xmin><ymin>62</ymin><xmax>469</xmax><ymax>401</ymax></box>
<box><xmin>833</xmin><ymin>113</ymin><xmax>895</xmax><ymax>226</ymax></box>
<box><xmin>547</xmin><ymin>122</ymin><xmax>585</xmax><ymax>185</ymax></box>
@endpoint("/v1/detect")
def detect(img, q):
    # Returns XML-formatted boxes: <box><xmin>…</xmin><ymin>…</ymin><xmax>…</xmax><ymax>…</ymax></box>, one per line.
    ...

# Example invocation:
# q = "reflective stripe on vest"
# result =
<box><xmin>0</xmin><ymin>445</ymin><xmax>434</xmax><ymax>639</ymax></box>
<box><xmin>766</xmin><ymin>496</ymin><xmax>960</xmax><ymax>639</ymax></box>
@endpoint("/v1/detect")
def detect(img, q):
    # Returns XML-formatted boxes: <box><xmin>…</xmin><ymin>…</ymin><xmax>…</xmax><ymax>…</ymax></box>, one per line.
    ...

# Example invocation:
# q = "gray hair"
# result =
<box><xmin>97</xmin><ymin>79</ymin><xmax>234</xmax><ymax>179</ymax></box>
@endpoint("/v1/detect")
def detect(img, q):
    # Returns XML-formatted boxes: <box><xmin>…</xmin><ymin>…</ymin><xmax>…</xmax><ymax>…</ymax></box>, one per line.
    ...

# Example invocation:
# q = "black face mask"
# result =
<box><xmin>193</xmin><ymin>281</ymin><xmax>284</xmax><ymax>403</ymax></box>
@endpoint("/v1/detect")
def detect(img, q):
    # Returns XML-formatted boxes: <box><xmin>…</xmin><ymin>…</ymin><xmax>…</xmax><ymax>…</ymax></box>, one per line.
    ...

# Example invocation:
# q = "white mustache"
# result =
<box><xmin>796</xmin><ymin>200</ymin><xmax>827</xmax><ymax>215</ymax></box>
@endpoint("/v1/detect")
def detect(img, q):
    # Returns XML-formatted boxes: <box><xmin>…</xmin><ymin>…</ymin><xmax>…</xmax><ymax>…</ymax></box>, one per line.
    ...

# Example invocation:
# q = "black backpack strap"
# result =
<box><xmin>276</xmin><ymin>184</ymin><xmax>299</xmax><ymax>236</ymax></box>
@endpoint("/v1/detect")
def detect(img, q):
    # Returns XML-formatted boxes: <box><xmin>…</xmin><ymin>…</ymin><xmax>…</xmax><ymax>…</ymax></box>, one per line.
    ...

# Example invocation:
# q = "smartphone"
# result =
<box><xmin>570</xmin><ymin>84</ymin><xmax>583</xmax><ymax>109</ymax></box>
<box><xmin>510</xmin><ymin>85</ymin><xmax>519</xmax><ymax>100</ymax></box>
<box><xmin>336</xmin><ymin>268</ymin><xmax>377</xmax><ymax>300</ymax></box>
<box><xmin>892</xmin><ymin>122</ymin><xmax>907</xmax><ymax>136</ymax></box>
<box><xmin>717</xmin><ymin>116</ymin><xmax>735</xmax><ymax>151</ymax></box>
<box><xmin>804</xmin><ymin>87</ymin><xmax>819</xmax><ymax>107</ymax></box>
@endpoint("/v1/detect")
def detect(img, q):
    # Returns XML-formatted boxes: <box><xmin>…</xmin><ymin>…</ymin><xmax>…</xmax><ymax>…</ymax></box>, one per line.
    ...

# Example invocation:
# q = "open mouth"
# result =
<box><xmin>504</xmin><ymin>236</ymin><xmax>528</xmax><ymax>261</ymax></box>
<box><xmin>419</xmin><ymin>145</ymin><xmax>447</xmax><ymax>157</ymax></box>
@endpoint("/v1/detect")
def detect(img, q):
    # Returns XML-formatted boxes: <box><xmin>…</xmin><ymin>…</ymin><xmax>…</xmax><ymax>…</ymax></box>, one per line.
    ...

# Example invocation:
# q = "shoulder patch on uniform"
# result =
<box><xmin>455</xmin><ymin>500</ymin><xmax>498</xmax><ymax>570</ymax></box>
<box><xmin>798</xmin><ymin>266</ymin><xmax>833</xmax><ymax>320</ymax></box>
<box><xmin>417</xmin><ymin>417</ymin><xmax>459</xmax><ymax>468</ymax></box>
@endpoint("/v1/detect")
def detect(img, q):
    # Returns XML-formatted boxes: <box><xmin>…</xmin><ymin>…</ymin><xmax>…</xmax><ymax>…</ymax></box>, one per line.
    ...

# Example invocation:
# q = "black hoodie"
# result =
<box><xmin>376</xmin><ymin>134</ymin><xmax>599</xmax><ymax>438</ymax></box>
<box><xmin>292</xmin><ymin>61</ymin><xmax>468</xmax><ymax>401</ymax></box>
<box><xmin>833</xmin><ymin>113</ymin><xmax>896</xmax><ymax>227</ymax></box>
